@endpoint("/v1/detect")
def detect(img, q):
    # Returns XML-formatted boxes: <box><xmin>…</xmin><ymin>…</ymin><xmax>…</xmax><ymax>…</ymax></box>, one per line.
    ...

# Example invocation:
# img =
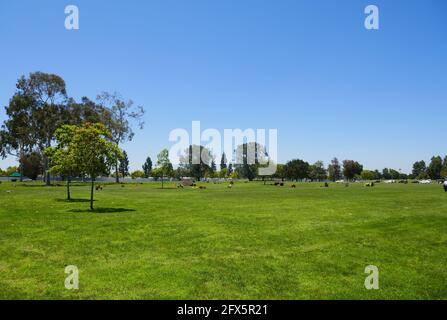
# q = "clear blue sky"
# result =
<box><xmin>1</xmin><ymin>0</ymin><xmax>446</xmax><ymax>173</ymax></box>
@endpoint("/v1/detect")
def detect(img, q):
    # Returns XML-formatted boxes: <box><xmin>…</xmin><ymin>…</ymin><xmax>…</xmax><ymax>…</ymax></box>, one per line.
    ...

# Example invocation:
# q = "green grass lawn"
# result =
<box><xmin>0</xmin><ymin>180</ymin><xmax>446</xmax><ymax>299</ymax></box>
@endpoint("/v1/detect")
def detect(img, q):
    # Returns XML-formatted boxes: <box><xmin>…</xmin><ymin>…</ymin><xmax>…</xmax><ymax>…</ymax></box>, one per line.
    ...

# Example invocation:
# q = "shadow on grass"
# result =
<box><xmin>56</xmin><ymin>198</ymin><xmax>96</xmax><ymax>203</ymax></box>
<box><xmin>68</xmin><ymin>208</ymin><xmax>136</xmax><ymax>213</ymax></box>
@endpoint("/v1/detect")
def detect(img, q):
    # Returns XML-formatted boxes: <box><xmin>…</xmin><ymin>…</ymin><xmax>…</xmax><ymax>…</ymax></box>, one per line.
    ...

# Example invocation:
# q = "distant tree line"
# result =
<box><xmin>117</xmin><ymin>152</ymin><xmax>447</xmax><ymax>183</ymax></box>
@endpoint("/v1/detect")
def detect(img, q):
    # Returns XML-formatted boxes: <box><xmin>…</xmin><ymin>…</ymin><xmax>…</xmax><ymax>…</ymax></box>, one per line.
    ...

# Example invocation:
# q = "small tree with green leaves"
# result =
<box><xmin>71</xmin><ymin>123</ymin><xmax>122</xmax><ymax>210</ymax></box>
<box><xmin>131</xmin><ymin>170</ymin><xmax>145</xmax><ymax>179</ymax></box>
<box><xmin>45</xmin><ymin>125</ymin><xmax>79</xmax><ymax>200</ymax></box>
<box><xmin>157</xmin><ymin>149</ymin><xmax>172</xmax><ymax>189</ymax></box>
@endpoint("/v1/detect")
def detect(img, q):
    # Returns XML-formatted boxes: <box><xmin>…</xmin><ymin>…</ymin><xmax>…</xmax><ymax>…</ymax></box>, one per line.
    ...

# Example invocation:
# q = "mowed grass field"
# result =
<box><xmin>0</xmin><ymin>180</ymin><xmax>446</xmax><ymax>299</ymax></box>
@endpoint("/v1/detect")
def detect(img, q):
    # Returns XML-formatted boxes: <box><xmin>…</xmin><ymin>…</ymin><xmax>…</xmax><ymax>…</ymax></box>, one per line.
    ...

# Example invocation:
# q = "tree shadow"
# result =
<box><xmin>56</xmin><ymin>198</ymin><xmax>95</xmax><ymax>203</ymax></box>
<box><xmin>68</xmin><ymin>208</ymin><xmax>136</xmax><ymax>213</ymax></box>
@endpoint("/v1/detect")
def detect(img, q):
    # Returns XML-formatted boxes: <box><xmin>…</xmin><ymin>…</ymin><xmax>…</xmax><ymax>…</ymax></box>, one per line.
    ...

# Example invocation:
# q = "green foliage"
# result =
<box><xmin>119</xmin><ymin>151</ymin><xmax>130</xmax><ymax>178</ymax></box>
<box><xmin>157</xmin><ymin>148</ymin><xmax>173</xmax><ymax>188</ymax></box>
<box><xmin>0</xmin><ymin>166</ymin><xmax>18</xmax><ymax>176</ymax></box>
<box><xmin>219</xmin><ymin>168</ymin><xmax>228</xmax><ymax>178</ymax></box>
<box><xmin>96</xmin><ymin>92</ymin><xmax>145</xmax><ymax>144</ymax></box>
<box><xmin>179</xmin><ymin>145</ymin><xmax>212</xmax><ymax>181</ymax></box>
<box><xmin>342</xmin><ymin>160</ymin><xmax>363</xmax><ymax>181</ymax></box>
<box><xmin>361</xmin><ymin>170</ymin><xmax>376</xmax><ymax>181</ymax></box>
<box><xmin>328</xmin><ymin>157</ymin><xmax>342</xmax><ymax>181</ymax></box>
<box><xmin>233</xmin><ymin>142</ymin><xmax>268</xmax><ymax>181</ymax></box>
<box><xmin>220</xmin><ymin>153</ymin><xmax>227</xmax><ymax>170</ymax></box>
<box><xmin>130</xmin><ymin>170</ymin><xmax>145</xmax><ymax>179</ymax></box>
<box><xmin>273</xmin><ymin>164</ymin><xmax>286</xmax><ymax>180</ymax></box>
<box><xmin>19</xmin><ymin>152</ymin><xmax>43</xmax><ymax>180</ymax></box>
<box><xmin>5</xmin><ymin>166</ymin><xmax>18</xmax><ymax>176</ymax></box>
<box><xmin>427</xmin><ymin>156</ymin><xmax>443</xmax><ymax>180</ymax></box>
<box><xmin>71</xmin><ymin>123</ymin><xmax>122</xmax><ymax>179</ymax></box>
<box><xmin>308</xmin><ymin>161</ymin><xmax>327</xmax><ymax>181</ymax></box>
<box><xmin>46</xmin><ymin>123</ymin><xmax>122</xmax><ymax>208</ymax></box>
<box><xmin>228</xmin><ymin>163</ymin><xmax>233</xmax><ymax>175</ymax></box>
<box><xmin>142</xmin><ymin>156</ymin><xmax>153</xmax><ymax>178</ymax></box>
<box><xmin>441</xmin><ymin>156</ymin><xmax>447</xmax><ymax>179</ymax></box>
<box><xmin>412</xmin><ymin>160</ymin><xmax>427</xmax><ymax>178</ymax></box>
<box><xmin>284</xmin><ymin>159</ymin><xmax>310</xmax><ymax>181</ymax></box>
<box><xmin>96</xmin><ymin>92</ymin><xmax>145</xmax><ymax>183</ymax></box>
<box><xmin>157</xmin><ymin>149</ymin><xmax>172</xmax><ymax>174</ymax></box>
<box><xmin>151</xmin><ymin>167</ymin><xmax>163</xmax><ymax>180</ymax></box>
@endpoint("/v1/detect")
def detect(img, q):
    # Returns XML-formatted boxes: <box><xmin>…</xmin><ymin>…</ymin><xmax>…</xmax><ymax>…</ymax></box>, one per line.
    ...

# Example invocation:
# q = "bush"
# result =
<box><xmin>130</xmin><ymin>170</ymin><xmax>145</xmax><ymax>179</ymax></box>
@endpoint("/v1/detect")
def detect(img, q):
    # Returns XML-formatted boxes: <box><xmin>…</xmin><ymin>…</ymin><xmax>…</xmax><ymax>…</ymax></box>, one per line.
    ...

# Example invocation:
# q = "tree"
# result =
<box><xmin>427</xmin><ymin>156</ymin><xmax>443</xmax><ymax>180</ymax></box>
<box><xmin>1</xmin><ymin>94</ymin><xmax>38</xmax><ymax>181</ymax></box>
<box><xmin>343</xmin><ymin>160</ymin><xmax>363</xmax><ymax>181</ymax></box>
<box><xmin>0</xmin><ymin>166</ymin><xmax>18</xmax><ymax>177</ymax></box>
<box><xmin>45</xmin><ymin>125</ymin><xmax>79</xmax><ymax>200</ymax></box>
<box><xmin>70</xmin><ymin>123</ymin><xmax>121</xmax><ymax>210</ymax></box>
<box><xmin>157</xmin><ymin>149</ymin><xmax>172</xmax><ymax>189</ymax></box>
<box><xmin>273</xmin><ymin>164</ymin><xmax>286</xmax><ymax>181</ymax></box>
<box><xmin>67</xmin><ymin>97</ymin><xmax>112</xmax><ymax>126</ymax></box>
<box><xmin>179</xmin><ymin>145</ymin><xmax>212</xmax><ymax>181</ymax></box>
<box><xmin>441</xmin><ymin>156</ymin><xmax>447</xmax><ymax>179</ymax></box>
<box><xmin>142</xmin><ymin>156</ymin><xmax>153</xmax><ymax>178</ymax></box>
<box><xmin>373</xmin><ymin>170</ymin><xmax>382</xmax><ymax>180</ymax></box>
<box><xmin>211</xmin><ymin>160</ymin><xmax>217</xmax><ymax>173</ymax></box>
<box><xmin>234</xmin><ymin>142</ymin><xmax>267</xmax><ymax>181</ymax></box>
<box><xmin>284</xmin><ymin>159</ymin><xmax>310</xmax><ymax>181</ymax></box>
<box><xmin>173</xmin><ymin>166</ymin><xmax>190</xmax><ymax>180</ymax></box>
<box><xmin>96</xmin><ymin>92</ymin><xmax>144</xmax><ymax>183</ymax></box>
<box><xmin>309</xmin><ymin>161</ymin><xmax>327</xmax><ymax>181</ymax></box>
<box><xmin>412</xmin><ymin>160</ymin><xmax>427</xmax><ymax>179</ymax></box>
<box><xmin>361</xmin><ymin>170</ymin><xmax>375</xmax><ymax>180</ymax></box>
<box><xmin>328</xmin><ymin>157</ymin><xmax>342</xmax><ymax>181</ymax></box>
<box><xmin>219</xmin><ymin>168</ymin><xmax>228</xmax><ymax>178</ymax></box>
<box><xmin>130</xmin><ymin>170</ymin><xmax>145</xmax><ymax>179</ymax></box>
<box><xmin>228</xmin><ymin>163</ymin><xmax>233</xmax><ymax>175</ymax></box>
<box><xmin>382</xmin><ymin>168</ymin><xmax>391</xmax><ymax>180</ymax></box>
<box><xmin>16</xmin><ymin>72</ymin><xmax>68</xmax><ymax>185</ymax></box>
<box><xmin>20</xmin><ymin>152</ymin><xmax>43</xmax><ymax>180</ymax></box>
<box><xmin>151</xmin><ymin>167</ymin><xmax>163</xmax><ymax>181</ymax></box>
<box><xmin>389</xmin><ymin>169</ymin><xmax>401</xmax><ymax>180</ymax></box>
<box><xmin>119</xmin><ymin>151</ymin><xmax>129</xmax><ymax>178</ymax></box>
<box><xmin>220</xmin><ymin>153</ymin><xmax>227</xmax><ymax>170</ymax></box>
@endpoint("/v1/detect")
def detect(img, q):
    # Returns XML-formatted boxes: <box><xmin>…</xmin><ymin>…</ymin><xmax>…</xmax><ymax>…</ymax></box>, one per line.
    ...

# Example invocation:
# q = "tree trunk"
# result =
<box><xmin>114</xmin><ymin>142</ymin><xmax>121</xmax><ymax>183</ymax></box>
<box><xmin>45</xmin><ymin>171</ymin><xmax>51</xmax><ymax>186</ymax></box>
<box><xmin>19</xmin><ymin>150</ymin><xmax>23</xmax><ymax>182</ymax></box>
<box><xmin>90</xmin><ymin>177</ymin><xmax>95</xmax><ymax>210</ymax></box>
<box><xmin>115</xmin><ymin>161</ymin><xmax>120</xmax><ymax>183</ymax></box>
<box><xmin>67</xmin><ymin>177</ymin><xmax>71</xmax><ymax>200</ymax></box>
<box><xmin>161</xmin><ymin>175</ymin><xmax>164</xmax><ymax>189</ymax></box>
<box><xmin>19</xmin><ymin>163</ymin><xmax>23</xmax><ymax>182</ymax></box>
<box><xmin>43</xmin><ymin>154</ymin><xmax>51</xmax><ymax>186</ymax></box>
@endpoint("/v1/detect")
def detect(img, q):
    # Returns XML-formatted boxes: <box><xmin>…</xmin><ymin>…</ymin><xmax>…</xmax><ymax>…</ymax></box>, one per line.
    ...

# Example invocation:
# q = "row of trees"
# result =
<box><xmin>0</xmin><ymin>72</ymin><xmax>144</xmax><ymax>184</ymax></box>
<box><xmin>75</xmin><ymin>146</ymin><xmax>447</xmax><ymax>184</ymax></box>
<box><xmin>411</xmin><ymin>156</ymin><xmax>447</xmax><ymax>180</ymax></box>
<box><xmin>272</xmin><ymin>158</ymin><xmax>361</xmax><ymax>182</ymax></box>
